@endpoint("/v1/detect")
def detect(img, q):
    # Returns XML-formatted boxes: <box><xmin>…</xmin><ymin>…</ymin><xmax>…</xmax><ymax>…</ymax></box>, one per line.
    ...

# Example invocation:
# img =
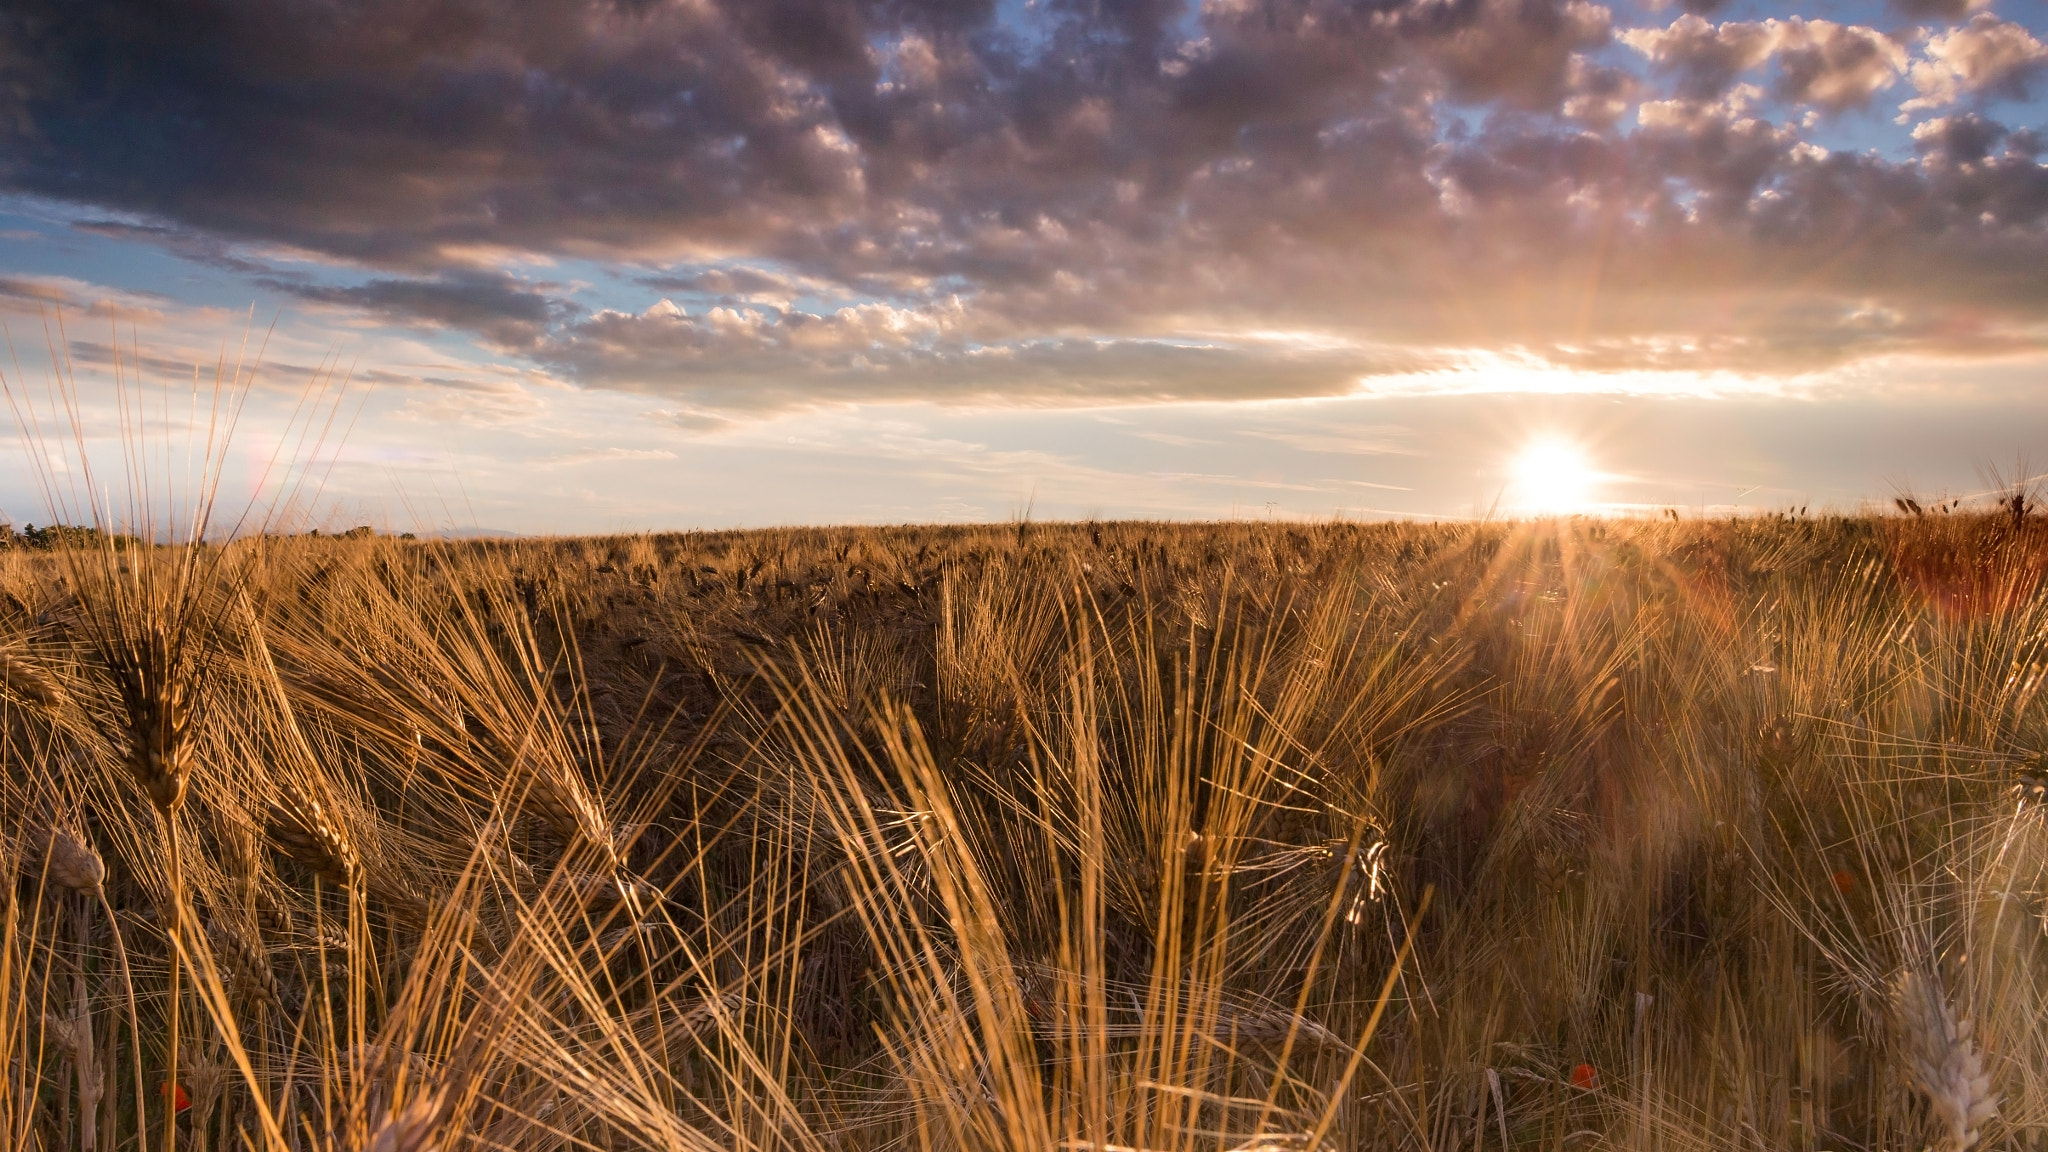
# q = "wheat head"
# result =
<box><xmin>266</xmin><ymin>783</ymin><xmax>361</xmax><ymax>890</ymax></box>
<box><xmin>1893</xmin><ymin>968</ymin><xmax>1999</xmax><ymax>1152</ymax></box>
<box><xmin>0</xmin><ymin>649</ymin><xmax>65</xmax><ymax>711</ymax></box>
<box><xmin>37</xmin><ymin>825</ymin><xmax>106</xmax><ymax>896</ymax></box>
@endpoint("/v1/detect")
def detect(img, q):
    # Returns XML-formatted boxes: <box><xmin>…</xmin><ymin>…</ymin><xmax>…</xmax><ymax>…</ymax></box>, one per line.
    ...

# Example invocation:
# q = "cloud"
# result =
<box><xmin>1241</xmin><ymin>426</ymin><xmax>1422</xmax><ymax>455</ymax></box>
<box><xmin>1622</xmin><ymin>16</ymin><xmax>1905</xmax><ymax>111</ymax></box>
<box><xmin>1402</xmin><ymin>0</ymin><xmax>1615</xmax><ymax>111</ymax></box>
<box><xmin>0</xmin><ymin>273</ymin><xmax>173</xmax><ymax>326</ymax></box>
<box><xmin>1891</xmin><ymin>0</ymin><xmax>1993</xmax><ymax>25</ymax></box>
<box><xmin>1560</xmin><ymin>57</ymin><xmax>1644</xmax><ymax>128</ymax></box>
<box><xmin>0</xmin><ymin>0</ymin><xmax>2042</xmax><ymax>412</ymax></box>
<box><xmin>83</xmin><ymin>297</ymin><xmax>165</xmax><ymax>324</ymax></box>
<box><xmin>1131</xmin><ymin>430</ymin><xmax>1220</xmax><ymax>446</ymax></box>
<box><xmin>1772</xmin><ymin>21</ymin><xmax>1908</xmax><ymax>112</ymax></box>
<box><xmin>533</xmin><ymin>297</ymin><xmax>1442</xmax><ymax>412</ymax></box>
<box><xmin>638</xmin><ymin>265</ymin><xmax>821</xmax><ymax>308</ymax></box>
<box><xmin>265</xmin><ymin>271</ymin><xmax>577</xmax><ymax>348</ymax></box>
<box><xmin>389</xmin><ymin>373</ymin><xmax>551</xmax><ymax>427</ymax></box>
<box><xmin>0</xmin><ymin>0</ymin><xmax>875</xmax><ymax>267</ymax></box>
<box><xmin>538</xmin><ymin>446</ymin><xmax>679</xmax><ymax>467</ymax></box>
<box><xmin>1913</xmin><ymin>112</ymin><xmax>2009</xmax><ymax>163</ymax></box>
<box><xmin>1621</xmin><ymin>16</ymin><xmax>1780</xmax><ymax>101</ymax></box>
<box><xmin>71</xmin><ymin>219</ymin><xmax>274</xmax><ymax>274</ymax></box>
<box><xmin>1901</xmin><ymin>14</ymin><xmax>2048</xmax><ymax>115</ymax></box>
<box><xmin>0</xmin><ymin>275</ymin><xmax>73</xmax><ymax>307</ymax></box>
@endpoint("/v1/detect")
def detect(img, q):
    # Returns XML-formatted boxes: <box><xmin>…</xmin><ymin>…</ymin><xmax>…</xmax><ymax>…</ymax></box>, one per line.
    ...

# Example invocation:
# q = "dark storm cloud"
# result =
<box><xmin>0</xmin><ymin>0</ymin><xmax>873</xmax><ymax>265</ymax></box>
<box><xmin>1</xmin><ymin>0</ymin><xmax>2045</xmax><ymax>408</ymax></box>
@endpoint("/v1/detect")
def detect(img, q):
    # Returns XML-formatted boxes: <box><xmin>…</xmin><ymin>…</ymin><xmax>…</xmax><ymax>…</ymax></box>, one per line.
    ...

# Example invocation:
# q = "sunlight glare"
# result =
<box><xmin>1509</xmin><ymin>440</ymin><xmax>1599</xmax><ymax>514</ymax></box>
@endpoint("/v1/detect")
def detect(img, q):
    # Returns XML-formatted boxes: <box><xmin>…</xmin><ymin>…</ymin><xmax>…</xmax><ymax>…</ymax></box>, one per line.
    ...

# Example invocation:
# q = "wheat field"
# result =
<box><xmin>4</xmin><ymin>509</ymin><xmax>2047</xmax><ymax>1151</ymax></box>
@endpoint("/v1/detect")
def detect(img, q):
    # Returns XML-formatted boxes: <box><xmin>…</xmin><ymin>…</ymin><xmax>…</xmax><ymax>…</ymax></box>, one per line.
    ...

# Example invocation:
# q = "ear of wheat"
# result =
<box><xmin>0</xmin><ymin>648</ymin><xmax>65</xmax><ymax>710</ymax></box>
<box><xmin>464</xmin><ymin>710</ymin><xmax>622</xmax><ymax>872</ymax></box>
<box><xmin>473</xmin><ymin>821</ymin><xmax>536</xmax><ymax>891</ymax></box>
<box><xmin>1893</xmin><ymin>969</ymin><xmax>1999</xmax><ymax>1152</ymax></box>
<box><xmin>204</xmin><ymin>916</ymin><xmax>280</xmax><ymax>1005</ymax></box>
<box><xmin>179</xmin><ymin>1043</ymin><xmax>230</xmax><ymax>1124</ymax></box>
<box><xmin>366</xmin><ymin>1093</ymin><xmax>444</xmax><ymax>1152</ymax></box>
<box><xmin>267</xmin><ymin>784</ymin><xmax>360</xmax><ymax>890</ymax></box>
<box><xmin>104</xmin><ymin>620</ymin><xmax>199</xmax><ymax>815</ymax></box>
<box><xmin>40</xmin><ymin>1011</ymin><xmax>87</xmax><ymax>1060</ymax></box>
<box><xmin>522</xmin><ymin>758</ymin><xmax>622</xmax><ymax>873</ymax></box>
<box><xmin>38</xmin><ymin>825</ymin><xmax>106</xmax><ymax>895</ymax></box>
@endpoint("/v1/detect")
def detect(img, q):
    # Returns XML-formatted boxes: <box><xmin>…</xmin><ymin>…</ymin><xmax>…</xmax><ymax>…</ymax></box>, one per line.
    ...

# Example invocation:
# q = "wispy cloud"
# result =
<box><xmin>538</xmin><ymin>447</ymin><xmax>680</xmax><ymax>467</ymax></box>
<box><xmin>1242</xmin><ymin>426</ymin><xmax>1422</xmax><ymax>455</ymax></box>
<box><xmin>1131</xmin><ymin>431</ymin><xmax>1222</xmax><ymax>447</ymax></box>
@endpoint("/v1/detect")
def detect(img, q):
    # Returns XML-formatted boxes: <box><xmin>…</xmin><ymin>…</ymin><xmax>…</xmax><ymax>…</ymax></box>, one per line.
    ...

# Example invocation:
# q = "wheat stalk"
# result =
<box><xmin>57</xmin><ymin>842</ymin><xmax>104</xmax><ymax>1151</ymax></box>
<box><xmin>41</xmin><ymin>1007</ymin><xmax>102</xmax><ymax>1149</ymax></box>
<box><xmin>34</xmin><ymin>822</ymin><xmax>147</xmax><ymax>1152</ymax></box>
<box><xmin>84</xmin><ymin>607</ymin><xmax>205</xmax><ymax>1152</ymax></box>
<box><xmin>31</xmin><ymin>822</ymin><xmax>132</xmax><ymax>1152</ymax></box>
<box><xmin>521</xmin><ymin>757</ymin><xmax>622</xmax><ymax>873</ymax></box>
<box><xmin>462</xmin><ymin>703</ymin><xmax>623</xmax><ymax>873</ymax></box>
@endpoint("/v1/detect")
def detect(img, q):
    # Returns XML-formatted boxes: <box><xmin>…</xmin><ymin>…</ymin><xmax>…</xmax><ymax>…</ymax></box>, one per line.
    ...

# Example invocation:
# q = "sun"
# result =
<box><xmin>1508</xmin><ymin>440</ymin><xmax>1599</xmax><ymax>514</ymax></box>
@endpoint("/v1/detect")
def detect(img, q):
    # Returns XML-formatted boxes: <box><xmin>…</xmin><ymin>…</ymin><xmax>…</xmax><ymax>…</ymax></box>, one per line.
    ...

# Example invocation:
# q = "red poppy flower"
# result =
<box><xmin>1831</xmin><ymin>869</ymin><xmax>1855</xmax><ymax>895</ymax></box>
<box><xmin>162</xmin><ymin>1082</ymin><xmax>191</xmax><ymax>1112</ymax></box>
<box><xmin>1570</xmin><ymin>1063</ymin><xmax>1599</xmax><ymax>1090</ymax></box>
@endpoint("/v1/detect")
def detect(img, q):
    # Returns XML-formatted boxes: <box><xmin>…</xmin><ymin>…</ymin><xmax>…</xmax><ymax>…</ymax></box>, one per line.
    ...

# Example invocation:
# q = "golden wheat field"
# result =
<box><xmin>5</xmin><ymin>510</ymin><xmax>2048</xmax><ymax>1152</ymax></box>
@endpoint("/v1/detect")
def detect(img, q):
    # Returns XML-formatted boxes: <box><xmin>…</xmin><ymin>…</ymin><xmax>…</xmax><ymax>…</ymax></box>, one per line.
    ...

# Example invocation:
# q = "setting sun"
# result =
<box><xmin>1509</xmin><ymin>441</ymin><xmax>1599</xmax><ymax>513</ymax></box>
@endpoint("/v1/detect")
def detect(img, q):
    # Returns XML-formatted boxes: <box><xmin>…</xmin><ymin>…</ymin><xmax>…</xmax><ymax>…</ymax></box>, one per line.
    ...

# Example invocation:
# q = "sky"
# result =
<box><xmin>0</xmin><ymin>0</ymin><xmax>2045</xmax><ymax>532</ymax></box>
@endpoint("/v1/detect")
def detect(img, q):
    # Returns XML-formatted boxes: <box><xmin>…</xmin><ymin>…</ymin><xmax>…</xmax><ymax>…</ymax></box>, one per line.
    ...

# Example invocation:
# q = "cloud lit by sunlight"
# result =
<box><xmin>1355</xmin><ymin>353</ymin><xmax>1804</xmax><ymax>400</ymax></box>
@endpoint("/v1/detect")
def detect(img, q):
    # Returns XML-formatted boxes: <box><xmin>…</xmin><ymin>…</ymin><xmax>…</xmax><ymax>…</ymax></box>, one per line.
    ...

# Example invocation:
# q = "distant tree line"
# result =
<box><xmin>0</xmin><ymin>524</ymin><xmax>418</xmax><ymax>549</ymax></box>
<box><xmin>0</xmin><ymin>524</ymin><xmax>136</xmax><ymax>550</ymax></box>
